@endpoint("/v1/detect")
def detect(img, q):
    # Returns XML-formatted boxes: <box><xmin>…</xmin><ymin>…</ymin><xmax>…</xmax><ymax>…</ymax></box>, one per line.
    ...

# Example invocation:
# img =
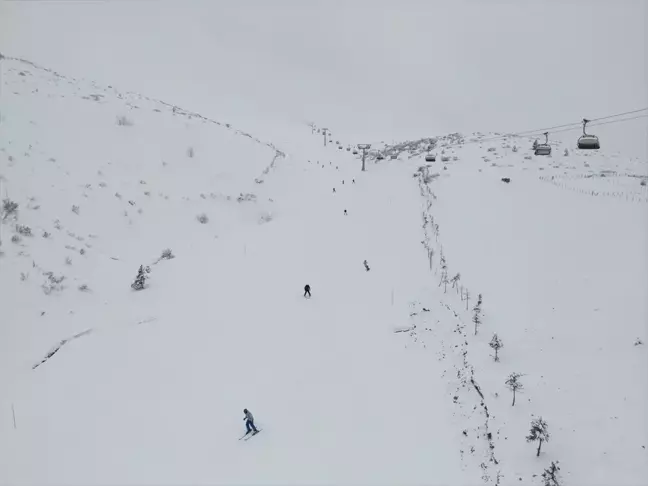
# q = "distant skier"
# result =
<box><xmin>364</xmin><ymin>260</ymin><xmax>370</xmax><ymax>271</ymax></box>
<box><xmin>333</xmin><ymin>188</ymin><xmax>336</xmax><ymax>193</ymax></box>
<box><xmin>304</xmin><ymin>284</ymin><xmax>311</xmax><ymax>298</ymax></box>
<box><xmin>344</xmin><ymin>209</ymin><xmax>347</xmax><ymax>216</ymax></box>
<box><xmin>342</xmin><ymin>180</ymin><xmax>345</xmax><ymax>184</ymax></box>
<box><xmin>352</xmin><ymin>179</ymin><xmax>355</xmax><ymax>184</ymax></box>
<box><xmin>243</xmin><ymin>409</ymin><xmax>258</xmax><ymax>435</ymax></box>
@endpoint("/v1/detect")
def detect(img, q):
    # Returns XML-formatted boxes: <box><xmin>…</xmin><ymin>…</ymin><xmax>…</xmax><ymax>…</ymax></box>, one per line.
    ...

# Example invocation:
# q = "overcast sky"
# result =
<box><xmin>1</xmin><ymin>0</ymin><xmax>646</xmax><ymax>154</ymax></box>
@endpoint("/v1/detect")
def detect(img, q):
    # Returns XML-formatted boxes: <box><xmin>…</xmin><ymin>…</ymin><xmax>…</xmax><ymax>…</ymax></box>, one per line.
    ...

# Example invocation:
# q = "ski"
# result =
<box><xmin>244</xmin><ymin>429</ymin><xmax>262</xmax><ymax>440</ymax></box>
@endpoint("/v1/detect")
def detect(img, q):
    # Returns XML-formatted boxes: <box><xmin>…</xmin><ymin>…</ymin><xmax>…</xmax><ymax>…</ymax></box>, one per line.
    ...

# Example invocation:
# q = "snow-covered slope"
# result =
<box><xmin>1</xmin><ymin>57</ymin><xmax>647</xmax><ymax>486</ymax></box>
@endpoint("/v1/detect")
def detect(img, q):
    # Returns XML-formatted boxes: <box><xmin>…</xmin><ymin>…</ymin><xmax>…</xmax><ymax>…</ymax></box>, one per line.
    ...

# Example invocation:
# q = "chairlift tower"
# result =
<box><xmin>357</xmin><ymin>144</ymin><xmax>371</xmax><ymax>171</ymax></box>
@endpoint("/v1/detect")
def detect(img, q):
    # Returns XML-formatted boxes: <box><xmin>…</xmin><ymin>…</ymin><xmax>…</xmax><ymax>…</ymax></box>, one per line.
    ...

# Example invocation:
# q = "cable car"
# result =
<box><xmin>577</xmin><ymin>119</ymin><xmax>600</xmax><ymax>149</ymax></box>
<box><xmin>425</xmin><ymin>154</ymin><xmax>436</xmax><ymax>162</ymax></box>
<box><xmin>534</xmin><ymin>132</ymin><xmax>552</xmax><ymax>156</ymax></box>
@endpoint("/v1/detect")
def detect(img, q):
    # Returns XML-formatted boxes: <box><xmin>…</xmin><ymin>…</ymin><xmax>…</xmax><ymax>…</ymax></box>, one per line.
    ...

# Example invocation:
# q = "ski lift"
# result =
<box><xmin>352</xmin><ymin>150</ymin><xmax>358</xmax><ymax>155</ymax></box>
<box><xmin>534</xmin><ymin>132</ymin><xmax>551</xmax><ymax>156</ymax></box>
<box><xmin>577</xmin><ymin>119</ymin><xmax>600</xmax><ymax>150</ymax></box>
<box><xmin>425</xmin><ymin>154</ymin><xmax>436</xmax><ymax>162</ymax></box>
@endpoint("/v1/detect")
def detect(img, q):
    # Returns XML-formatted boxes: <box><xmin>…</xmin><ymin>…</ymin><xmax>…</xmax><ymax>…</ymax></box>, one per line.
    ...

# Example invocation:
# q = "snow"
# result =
<box><xmin>1</xmin><ymin>52</ymin><xmax>647</xmax><ymax>486</ymax></box>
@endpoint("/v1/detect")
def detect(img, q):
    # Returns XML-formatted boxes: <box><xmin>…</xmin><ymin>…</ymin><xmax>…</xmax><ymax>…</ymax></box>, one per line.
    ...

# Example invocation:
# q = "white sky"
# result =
<box><xmin>1</xmin><ymin>0</ymin><xmax>646</xmax><ymax>154</ymax></box>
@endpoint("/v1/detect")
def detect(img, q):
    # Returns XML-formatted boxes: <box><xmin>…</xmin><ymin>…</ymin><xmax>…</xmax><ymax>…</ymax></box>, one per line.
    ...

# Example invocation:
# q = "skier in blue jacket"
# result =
<box><xmin>243</xmin><ymin>409</ymin><xmax>258</xmax><ymax>434</ymax></box>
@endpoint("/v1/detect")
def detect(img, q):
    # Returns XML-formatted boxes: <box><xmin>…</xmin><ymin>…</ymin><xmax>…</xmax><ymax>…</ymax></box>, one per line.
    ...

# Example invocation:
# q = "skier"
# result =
<box><xmin>364</xmin><ymin>259</ymin><xmax>370</xmax><ymax>271</ymax></box>
<box><xmin>342</xmin><ymin>180</ymin><xmax>345</xmax><ymax>184</ymax></box>
<box><xmin>352</xmin><ymin>179</ymin><xmax>355</xmax><ymax>184</ymax></box>
<box><xmin>243</xmin><ymin>409</ymin><xmax>258</xmax><ymax>435</ymax></box>
<box><xmin>344</xmin><ymin>209</ymin><xmax>347</xmax><ymax>216</ymax></box>
<box><xmin>333</xmin><ymin>188</ymin><xmax>336</xmax><ymax>193</ymax></box>
<box><xmin>304</xmin><ymin>284</ymin><xmax>311</xmax><ymax>298</ymax></box>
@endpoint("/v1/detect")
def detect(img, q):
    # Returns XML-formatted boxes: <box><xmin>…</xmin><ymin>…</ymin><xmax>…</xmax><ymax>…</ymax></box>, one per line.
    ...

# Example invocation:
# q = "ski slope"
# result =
<box><xmin>1</xmin><ymin>57</ymin><xmax>647</xmax><ymax>486</ymax></box>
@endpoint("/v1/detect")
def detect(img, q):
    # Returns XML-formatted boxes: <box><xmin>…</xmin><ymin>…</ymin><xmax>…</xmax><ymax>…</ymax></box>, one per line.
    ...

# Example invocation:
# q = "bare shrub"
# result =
<box><xmin>71</xmin><ymin>205</ymin><xmax>80</xmax><ymax>215</ymax></box>
<box><xmin>116</xmin><ymin>115</ymin><xmax>133</xmax><ymax>126</ymax></box>
<box><xmin>42</xmin><ymin>231</ymin><xmax>51</xmax><ymax>238</ymax></box>
<box><xmin>78</xmin><ymin>284</ymin><xmax>90</xmax><ymax>292</ymax></box>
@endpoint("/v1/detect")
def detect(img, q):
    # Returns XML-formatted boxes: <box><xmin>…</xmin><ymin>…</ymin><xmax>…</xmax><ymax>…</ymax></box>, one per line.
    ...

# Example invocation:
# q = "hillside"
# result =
<box><xmin>1</xmin><ymin>57</ymin><xmax>647</xmax><ymax>486</ymax></box>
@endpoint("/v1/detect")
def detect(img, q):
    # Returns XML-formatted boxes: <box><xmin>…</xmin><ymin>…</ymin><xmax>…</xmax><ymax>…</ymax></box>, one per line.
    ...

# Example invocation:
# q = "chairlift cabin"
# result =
<box><xmin>425</xmin><ymin>154</ymin><xmax>436</xmax><ymax>162</ymax></box>
<box><xmin>534</xmin><ymin>132</ymin><xmax>552</xmax><ymax>156</ymax></box>
<box><xmin>577</xmin><ymin>119</ymin><xmax>600</xmax><ymax>150</ymax></box>
<box><xmin>352</xmin><ymin>150</ymin><xmax>358</xmax><ymax>155</ymax></box>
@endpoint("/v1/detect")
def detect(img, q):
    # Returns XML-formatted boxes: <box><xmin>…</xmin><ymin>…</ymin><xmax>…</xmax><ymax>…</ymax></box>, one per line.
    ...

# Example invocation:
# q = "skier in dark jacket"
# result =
<box><xmin>304</xmin><ymin>284</ymin><xmax>311</xmax><ymax>298</ymax></box>
<box><xmin>243</xmin><ymin>409</ymin><xmax>258</xmax><ymax>434</ymax></box>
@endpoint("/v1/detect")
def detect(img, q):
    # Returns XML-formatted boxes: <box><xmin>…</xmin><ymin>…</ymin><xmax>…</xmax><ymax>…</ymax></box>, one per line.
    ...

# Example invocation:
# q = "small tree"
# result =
<box><xmin>526</xmin><ymin>417</ymin><xmax>550</xmax><ymax>456</ymax></box>
<box><xmin>489</xmin><ymin>333</ymin><xmax>503</xmax><ymax>361</ymax></box>
<box><xmin>541</xmin><ymin>461</ymin><xmax>561</xmax><ymax>486</ymax></box>
<box><xmin>450</xmin><ymin>273</ymin><xmax>461</xmax><ymax>292</ymax></box>
<box><xmin>439</xmin><ymin>253</ymin><xmax>448</xmax><ymax>292</ymax></box>
<box><xmin>472</xmin><ymin>293</ymin><xmax>483</xmax><ymax>335</ymax></box>
<box><xmin>131</xmin><ymin>265</ymin><xmax>148</xmax><ymax>291</ymax></box>
<box><xmin>505</xmin><ymin>372</ymin><xmax>523</xmax><ymax>406</ymax></box>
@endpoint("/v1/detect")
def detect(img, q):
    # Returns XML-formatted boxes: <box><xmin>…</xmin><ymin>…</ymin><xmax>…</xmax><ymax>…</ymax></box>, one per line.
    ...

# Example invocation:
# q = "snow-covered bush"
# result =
<box><xmin>131</xmin><ymin>265</ymin><xmax>148</xmax><ymax>291</ymax></box>
<box><xmin>542</xmin><ymin>461</ymin><xmax>561</xmax><ymax>486</ymax></box>
<box><xmin>512</xmin><ymin>145</ymin><xmax>518</xmax><ymax>153</ymax></box>
<box><xmin>563</xmin><ymin>148</ymin><xmax>569</xmax><ymax>156</ymax></box>
<box><xmin>237</xmin><ymin>193</ymin><xmax>257</xmax><ymax>203</ymax></box>
<box><xmin>526</xmin><ymin>417</ymin><xmax>550</xmax><ymax>456</ymax></box>
<box><xmin>11</xmin><ymin>234</ymin><xmax>21</xmax><ymax>244</ymax></box>
<box><xmin>42</xmin><ymin>272</ymin><xmax>65</xmax><ymax>294</ymax></box>
<box><xmin>16</xmin><ymin>224</ymin><xmax>32</xmax><ymax>236</ymax></box>
<box><xmin>2</xmin><ymin>198</ymin><xmax>18</xmax><ymax>219</ymax></box>
<box><xmin>65</xmin><ymin>257</ymin><xmax>72</xmax><ymax>265</ymax></box>
<box><xmin>196</xmin><ymin>213</ymin><xmax>209</xmax><ymax>224</ymax></box>
<box><xmin>116</xmin><ymin>115</ymin><xmax>133</xmax><ymax>126</ymax></box>
<box><xmin>160</xmin><ymin>248</ymin><xmax>175</xmax><ymax>260</ymax></box>
<box><xmin>489</xmin><ymin>333</ymin><xmax>503</xmax><ymax>361</ymax></box>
